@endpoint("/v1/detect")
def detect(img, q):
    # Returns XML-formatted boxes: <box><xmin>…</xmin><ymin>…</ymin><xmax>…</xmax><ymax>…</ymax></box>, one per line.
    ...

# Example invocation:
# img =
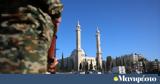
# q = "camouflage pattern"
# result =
<box><xmin>0</xmin><ymin>0</ymin><xmax>63</xmax><ymax>74</ymax></box>
<box><xmin>47</xmin><ymin>0</ymin><xmax>63</xmax><ymax>15</ymax></box>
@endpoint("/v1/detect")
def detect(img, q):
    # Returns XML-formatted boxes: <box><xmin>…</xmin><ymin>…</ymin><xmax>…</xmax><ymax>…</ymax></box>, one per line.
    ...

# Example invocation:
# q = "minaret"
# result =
<box><xmin>96</xmin><ymin>27</ymin><xmax>102</xmax><ymax>71</ymax></box>
<box><xmin>76</xmin><ymin>21</ymin><xmax>81</xmax><ymax>50</ymax></box>
<box><xmin>75</xmin><ymin>21</ymin><xmax>82</xmax><ymax>71</ymax></box>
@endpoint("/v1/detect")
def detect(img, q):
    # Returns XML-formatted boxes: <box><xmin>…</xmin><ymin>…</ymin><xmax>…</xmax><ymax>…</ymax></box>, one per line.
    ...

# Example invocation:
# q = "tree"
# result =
<box><xmin>66</xmin><ymin>58</ymin><xmax>69</xmax><ymax>72</ymax></box>
<box><xmin>106</xmin><ymin>56</ymin><xmax>112</xmax><ymax>72</ymax></box>
<box><xmin>60</xmin><ymin>53</ymin><xmax>64</xmax><ymax>72</ymax></box>
<box><xmin>119</xmin><ymin>58</ymin><xmax>123</xmax><ymax>66</ymax></box>
<box><xmin>122</xmin><ymin>58</ymin><xmax>126</xmax><ymax>66</ymax></box>
<box><xmin>115</xmin><ymin>57</ymin><xmax>118</xmax><ymax>66</ymax></box>
<box><xmin>85</xmin><ymin>62</ymin><xmax>88</xmax><ymax>71</ymax></box>
<box><xmin>155</xmin><ymin>59</ymin><xmax>158</xmax><ymax>62</ymax></box>
<box><xmin>102</xmin><ymin>61</ymin><xmax>106</xmax><ymax>72</ymax></box>
<box><xmin>56</xmin><ymin>63</ymin><xmax>61</xmax><ymax>72</ymax></box>
<box><xmin>79</xmin><ymin>63</ymin><xmax>82</xmax><ymax>71</ymax></box>
<box><xmin>90</xmin><ymin>60</ymin><xmax>93</xmax><ymax>70</ymax></box>
<box><xmin>84</xmin><ymin>59</ymin><xmax>88</xmax><ymax>72</ymax></box>
<box><xmin>71</xmin><ymin>59</ymin><xmax>74</xmax><ymax>71</ymax></box>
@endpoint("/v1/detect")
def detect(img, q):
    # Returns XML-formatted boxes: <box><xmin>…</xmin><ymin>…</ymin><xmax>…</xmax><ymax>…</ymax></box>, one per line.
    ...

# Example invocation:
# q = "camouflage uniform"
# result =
<box><xmin>0</xmin><ymin>0</ymin><xmax>63</xmax><ymax>74</ymax></box>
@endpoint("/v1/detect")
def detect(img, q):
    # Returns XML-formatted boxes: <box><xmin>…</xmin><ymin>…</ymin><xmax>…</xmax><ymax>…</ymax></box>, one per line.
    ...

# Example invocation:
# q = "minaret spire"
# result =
<box><xmin>96</xmin><ymin>26</ymin><xmax>100</xmax><ymax>33</ymax></box>
<box><xmin>77</xmin><ymin>20</ymin><xmax>80</xmax><ymax>27</ymax></box>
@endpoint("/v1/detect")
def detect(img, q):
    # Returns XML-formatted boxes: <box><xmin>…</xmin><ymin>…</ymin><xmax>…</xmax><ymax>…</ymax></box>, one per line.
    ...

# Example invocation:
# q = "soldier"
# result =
<box><xmin>0</xmin><ymin>0</ymin><xmax>63</xmax><ymax>74</ymax></box>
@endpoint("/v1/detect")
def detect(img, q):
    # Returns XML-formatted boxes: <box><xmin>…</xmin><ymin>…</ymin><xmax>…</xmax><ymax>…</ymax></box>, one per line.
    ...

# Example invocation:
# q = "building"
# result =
<box><xmin>112</xmin><ymin>53</ymin><xmax>144</xmax><ymax>73</ymax></box>
<box><xmin>150</xmin><ymin>59</ymin><xmax>159</xmax><ymax>73</ymax></box>
<box><xmin>60</xmin><ymin>21</ymin><xmax>103</xmax><ymax>72</ymax></box>
<box><xmin>112</xmin><ymin>66</ymin><xmax>126</xmax><ymax>74</ymax></box>
<box><xmin>120</xmin><ymin>53</ymin><xmax>144</xmax><ymax>63</ymax></box>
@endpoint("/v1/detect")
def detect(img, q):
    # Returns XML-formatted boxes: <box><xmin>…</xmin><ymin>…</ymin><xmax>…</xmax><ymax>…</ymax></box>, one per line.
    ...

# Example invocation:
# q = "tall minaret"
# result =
<box><xmin>75</xmin><ymin>21</ymin><xmax>82</xmax><ymax>71</ymax></box>
<box><xmin>76</xmin><ymin>21</ymin><xmax>81</xmax><ymax>50</ymax></box>
<box><xmin>96</xmin><ymin>27</ymin><xmax>102</xmax><ymax>71</ymax></box>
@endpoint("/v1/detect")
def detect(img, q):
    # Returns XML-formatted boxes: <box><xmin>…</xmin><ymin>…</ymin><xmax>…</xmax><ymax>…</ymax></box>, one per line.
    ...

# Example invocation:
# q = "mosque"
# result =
<box><xmin>60</xmin><ymin>21</ymin><xmax>103</xmax><ymax>71</ymax></box>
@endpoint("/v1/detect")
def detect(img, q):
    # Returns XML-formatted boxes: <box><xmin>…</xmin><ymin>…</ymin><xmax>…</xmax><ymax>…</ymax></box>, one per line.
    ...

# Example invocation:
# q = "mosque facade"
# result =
<box><xmin>60</xmin><ymin>21</ymin><xmax>103</xmax><ymax>71</ymax></box>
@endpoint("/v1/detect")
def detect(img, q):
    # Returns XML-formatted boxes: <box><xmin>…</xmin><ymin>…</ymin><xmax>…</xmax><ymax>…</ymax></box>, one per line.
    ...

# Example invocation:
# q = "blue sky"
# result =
<box><xmin>56</xmin><ymin>0</ymin><xmax>160</xmax><ymax>61</ymax></box>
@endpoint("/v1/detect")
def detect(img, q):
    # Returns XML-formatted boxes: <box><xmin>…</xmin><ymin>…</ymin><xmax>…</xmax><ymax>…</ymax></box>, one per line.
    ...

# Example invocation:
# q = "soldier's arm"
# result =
<box><xmin>46</xmin><ymin>0</ymin><xmax>63</xmax><ymax>73</ymax></box>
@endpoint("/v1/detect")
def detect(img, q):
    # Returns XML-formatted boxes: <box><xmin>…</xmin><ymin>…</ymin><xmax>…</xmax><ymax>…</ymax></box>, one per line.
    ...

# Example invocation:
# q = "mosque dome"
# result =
<box><xmin>70</xmin><ymin>49</ymin><xmax>86</xmax><ymax>58</ymax></box>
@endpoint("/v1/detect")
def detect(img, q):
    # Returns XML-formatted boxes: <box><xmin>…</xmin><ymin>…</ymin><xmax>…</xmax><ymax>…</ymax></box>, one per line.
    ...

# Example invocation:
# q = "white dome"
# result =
<box><xmin>70</xmin><ymin>49</ymin><xmax>86</xmax><ymax>57</ymax></box>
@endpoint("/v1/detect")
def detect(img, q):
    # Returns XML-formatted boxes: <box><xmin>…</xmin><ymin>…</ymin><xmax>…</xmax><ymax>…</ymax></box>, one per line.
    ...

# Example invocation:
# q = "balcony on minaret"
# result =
<box><xmin>96</xmin><ymin>27</ymin><xmax>100</xmax><ymax>33</ymax></box>
<box><xmin>76</xmin><ymin>21</ymin><xmax>81</xmax><ymax>31</ymax></box>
